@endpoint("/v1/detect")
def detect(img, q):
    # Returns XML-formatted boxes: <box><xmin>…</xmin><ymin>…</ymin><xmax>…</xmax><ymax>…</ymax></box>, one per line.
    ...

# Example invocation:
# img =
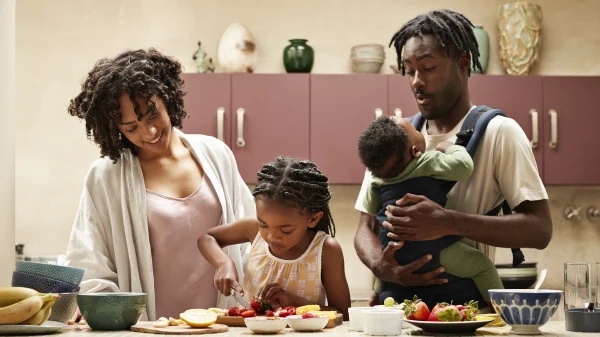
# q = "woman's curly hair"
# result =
<box><xmin>68</xmin><ymin>48</ymin><xmax>188</xmax><ymax>163</ymax></box>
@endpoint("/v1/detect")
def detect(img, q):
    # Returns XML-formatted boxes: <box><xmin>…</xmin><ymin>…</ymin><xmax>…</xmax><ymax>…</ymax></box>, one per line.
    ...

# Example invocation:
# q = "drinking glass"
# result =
<box><xmin>564</xmin><ymin>262</ymin><xmax>591</xmax><ymax>310</ymax></box>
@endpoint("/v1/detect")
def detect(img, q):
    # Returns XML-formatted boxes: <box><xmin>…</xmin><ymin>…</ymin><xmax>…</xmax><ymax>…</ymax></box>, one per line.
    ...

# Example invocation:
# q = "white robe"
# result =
<box><xmin>65</xmin><ymin>129</ymin><xmax>255</xmax><ymax>320</ymax></box>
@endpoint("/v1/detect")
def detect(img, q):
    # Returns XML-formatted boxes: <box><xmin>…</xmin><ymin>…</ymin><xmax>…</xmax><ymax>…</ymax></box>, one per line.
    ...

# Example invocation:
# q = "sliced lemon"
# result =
<box><xmin>296</xmin><ymin>305</ymin><xmax>320</xmax><ymax>314</ymax></box>
<box><xmin>180</xmin><ymin>310</ymin><xmax>217</xmax><ymax>328</ymax></box>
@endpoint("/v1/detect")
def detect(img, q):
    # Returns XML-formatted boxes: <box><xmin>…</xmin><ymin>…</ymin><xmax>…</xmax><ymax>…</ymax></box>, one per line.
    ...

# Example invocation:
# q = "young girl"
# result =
<box><xmin>198</xmin><ymin>157</ymin><xmax>351</xmax><ymax>319</ymax></box>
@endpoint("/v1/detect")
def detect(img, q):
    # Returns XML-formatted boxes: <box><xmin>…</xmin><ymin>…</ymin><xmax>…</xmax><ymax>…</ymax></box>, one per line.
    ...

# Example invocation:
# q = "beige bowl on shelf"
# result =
<box><xmin>351</xmin><ymin>58</ymin><xmax>384</xmax><ymax>73</ymax></box>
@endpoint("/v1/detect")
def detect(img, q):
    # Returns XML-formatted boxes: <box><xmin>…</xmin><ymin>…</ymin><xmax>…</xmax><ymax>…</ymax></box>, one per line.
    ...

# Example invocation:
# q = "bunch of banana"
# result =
<box><xmin>0</xmin><ymin>287</ymin><xmax>57</xmax><ymax>325</ymax></box>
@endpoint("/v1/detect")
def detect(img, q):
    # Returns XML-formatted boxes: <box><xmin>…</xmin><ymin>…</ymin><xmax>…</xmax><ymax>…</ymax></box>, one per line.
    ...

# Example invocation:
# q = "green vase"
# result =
<box><xmin>283</xmin><ymin>39</ymin><xmax>314</xmax><ymax>73</ymax></box>
<box><xmin>472</xmin><ymin>25</ymin><xmax>489</xmax><ymax>74</ymax></box>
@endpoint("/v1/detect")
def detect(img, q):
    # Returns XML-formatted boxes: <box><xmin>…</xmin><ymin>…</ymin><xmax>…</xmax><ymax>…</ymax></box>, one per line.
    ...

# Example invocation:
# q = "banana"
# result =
<box><xmin>20</xmin><ymin>295</ymin><xmax>56</xmax><ymax>325</ymax></box>
<box><xmin>0</xmin><ymin>287</ymin><xmax>43</xmax><ymax>307</ymax></box>
<box><xmin>0</xmin><ymin>295</ymin><xmax>44</xmax><ymax>325</ymax></box>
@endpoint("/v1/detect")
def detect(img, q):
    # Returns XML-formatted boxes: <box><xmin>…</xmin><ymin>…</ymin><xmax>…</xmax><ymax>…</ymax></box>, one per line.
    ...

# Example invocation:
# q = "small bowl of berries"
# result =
<box><xmin>286</xmin><ymin>313</ymin><xmax>329</xmax><ymax>332</ymax></box>
<box><xmin>244</xmin><ymin>316</ymin><xmax>288</xmax><ymax>334</ymax></box>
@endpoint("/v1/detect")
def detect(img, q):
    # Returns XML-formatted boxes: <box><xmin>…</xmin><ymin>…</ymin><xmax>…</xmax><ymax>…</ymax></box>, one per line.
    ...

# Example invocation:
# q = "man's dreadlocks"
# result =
<box><xmin>389</xmin><ymin>9</ymin><xmax>482</xmax><ymax>76</ymax></box>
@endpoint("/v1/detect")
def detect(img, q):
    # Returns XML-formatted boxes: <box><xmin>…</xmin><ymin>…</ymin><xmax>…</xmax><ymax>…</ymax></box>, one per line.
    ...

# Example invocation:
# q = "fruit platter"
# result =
<box><xmin>213</xmin><ymin>300</ymin><xmax>342</xmax><ymax>329</ymax></box>
<box><xmin>384</xmin><ymin>296</ymin><xmax>497</xmax><ymax>334</ymax></box>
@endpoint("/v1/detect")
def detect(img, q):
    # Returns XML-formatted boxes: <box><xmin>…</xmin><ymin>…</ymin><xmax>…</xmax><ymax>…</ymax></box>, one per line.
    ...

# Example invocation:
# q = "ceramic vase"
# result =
<box><xmin>283</xmin><ymin>39</ymin><xmax>314</xmax><ymax>73</ymax></box>
<box><xmin>217</xmin><ymin>22</ymin><xmax>257</xmax><ymax>73</ymax></box>
<box><xmin>471</xmin><ymin>25</ymin><xmax>489</xmax><ymax>74</ymax></box>
<box><xmin>497</xmin><ymin>2</ymin><xmax>543</xmax><ymax>75</ymax></box>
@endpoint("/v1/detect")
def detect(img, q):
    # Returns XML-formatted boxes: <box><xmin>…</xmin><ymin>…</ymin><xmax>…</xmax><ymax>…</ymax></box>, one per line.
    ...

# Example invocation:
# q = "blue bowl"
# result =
<box><xmin>489</xmin><ymin>289</ymin><xmax>562</xmax><ymax>335</ymax></box>
<box><xmin>16</xmin><ymin>261</ymin><xmax>84</xmax><ymax>285</ymax></box>
<box><xmin>12</xmin><ymin>271</ymin><xmax>80</xmax><ymax>293</ymax></box>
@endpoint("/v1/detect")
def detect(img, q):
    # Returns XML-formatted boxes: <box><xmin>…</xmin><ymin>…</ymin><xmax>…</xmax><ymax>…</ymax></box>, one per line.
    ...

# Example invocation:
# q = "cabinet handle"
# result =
<box><xmin>529</xmin><ymin>109</ymin><xmax>538</xmax><ymax>149</ymax></box>
<box><xmin>216</xmin><ymin>107</ymin><xmax>225</xmax><ymax>142</ymax></box>
<box><xmin>236</xmin><ymin>108</ymin><xmax>246</xmax><ymax>147</ymax></box>
<box><xmin>394</xmin><ymin>108</ymin><xmax>402</xmax><ymax>119</ymax></box>
<box><xmin>549</xmin><ymin>109</ymin><xmax>558</xmax><ymax>149</ymax></box>
<box><xmin>374</xmin><ymin>108</ymin><xmax>383</xmax><ymax>119</ymax></box>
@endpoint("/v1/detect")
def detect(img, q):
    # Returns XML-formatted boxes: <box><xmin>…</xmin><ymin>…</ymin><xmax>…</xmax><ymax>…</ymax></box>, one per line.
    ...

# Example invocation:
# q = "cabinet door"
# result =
<box><xmin>543</xmin><ymin>77</ymin><xmax>600</xmax><ymax>185</ymax></box>
<box><xmin>231</xmin><ymin>74</ymin><xmax>310</xmax><ymax>184</ymax></box>
<box><xmin>180</xmin><ymin>73</ymin><xmax>232</xmax><ymax>146</ymax></box>
<box><xmin>468</xmin><ymin>75</ymin><xmax>544</xmax><ymax>173</ymax></box>
<box><xmin>388</xmin><ymin>74</ymin><xmax>420</xmax><ymax>119</ymax></box>
<box><xmin>310</xmin><ymin>74</ymin><xmax>388</xmax><ymax>184</ymax></box>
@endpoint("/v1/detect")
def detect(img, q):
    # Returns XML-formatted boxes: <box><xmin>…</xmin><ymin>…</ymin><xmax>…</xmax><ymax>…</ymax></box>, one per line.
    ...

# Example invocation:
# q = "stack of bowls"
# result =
<box><xmin>13</xmin><ymin>261</ymin><xmax>84</xmax><ymax>323</ymax></box>
<box><xmin>351</xmin><ymin>44</ymin><xmax>385</xmax><ymax>73</ymax></box>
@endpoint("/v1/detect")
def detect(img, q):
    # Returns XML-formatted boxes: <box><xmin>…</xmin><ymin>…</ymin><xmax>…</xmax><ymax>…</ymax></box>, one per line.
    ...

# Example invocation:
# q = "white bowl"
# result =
<box><xmin>363</xmin><ymin>309</ymin><xmax>404</xmax><ymax>336</ymax></box>
<box><xmin>244</xmin><ymin>317</ymin><xmax>288</xmax><ymax>334</ymax></box>
<box><xmin>286</xmin><ymin>315</ymin><xmax>329</xmax><ymax>332</ymax></box>
<box><xmin>348</xmin><ymin>306</ymin><xmax>376</xmax><ymax>331</ymax></box>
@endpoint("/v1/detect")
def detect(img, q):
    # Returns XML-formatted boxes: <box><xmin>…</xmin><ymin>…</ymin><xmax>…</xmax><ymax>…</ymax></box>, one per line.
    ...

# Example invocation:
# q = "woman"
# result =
<box><xmin>65</xmin><ymin>48</ymin><xmax>254</xmax><ymax>321</ymax></box>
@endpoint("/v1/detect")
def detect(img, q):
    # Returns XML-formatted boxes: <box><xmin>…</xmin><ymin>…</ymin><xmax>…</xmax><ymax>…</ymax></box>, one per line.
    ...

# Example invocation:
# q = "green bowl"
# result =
<box><xmin>77</xmin><ymin>293</ymin><xmax>147</xmax><ymax>331</ymax></box>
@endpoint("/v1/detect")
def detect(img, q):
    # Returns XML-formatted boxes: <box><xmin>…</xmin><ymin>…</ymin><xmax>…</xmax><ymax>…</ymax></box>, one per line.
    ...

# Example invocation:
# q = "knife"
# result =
<box><xmin>232</xmin><ymin>289</ymin><xmax>250</xmax><ymax>308</ymax></box>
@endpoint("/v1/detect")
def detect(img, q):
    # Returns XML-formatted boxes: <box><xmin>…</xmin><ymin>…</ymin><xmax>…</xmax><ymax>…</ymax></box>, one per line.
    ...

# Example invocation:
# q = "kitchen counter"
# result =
<box><xmin>53</xmin><ymin>321</ymin><xmax>594</xmax><ymax>337</ymax></box>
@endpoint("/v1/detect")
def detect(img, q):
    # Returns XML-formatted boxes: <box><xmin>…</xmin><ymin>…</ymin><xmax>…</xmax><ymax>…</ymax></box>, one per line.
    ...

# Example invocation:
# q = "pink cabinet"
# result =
<box><xmin>468</xmin><ymin>75</ymin><xmax>544</xmax><ymax>173</ymax></box>
<box><xmin>180</xmin><ymin>73</ymin><xmax>232</xmax><ymax>146</ymax></box>
<box><xmin>231</xmin><ymin>74</ymin><xmax>310</xmax><ymax>183</ymax></box>
<box><xmin>542</xmin><ymin>77</ymin><xmax>600</xmax><ymax>185</ymax></box>
<box><xmin>310</xmin><ymin>75</ymin><xmax>388</xmax><ymax>184</ymax></box>
<box><xmin>388</xmin><ymin>75</ymin><xmax>420</xmax><ymax>119</ymax></box>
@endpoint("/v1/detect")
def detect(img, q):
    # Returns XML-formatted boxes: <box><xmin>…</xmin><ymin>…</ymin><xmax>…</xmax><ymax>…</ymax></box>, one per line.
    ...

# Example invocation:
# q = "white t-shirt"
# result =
<box><xmin>354</xmin><ymin>106</ymin><xmax>548</xmax><ymax>262</ymax></box>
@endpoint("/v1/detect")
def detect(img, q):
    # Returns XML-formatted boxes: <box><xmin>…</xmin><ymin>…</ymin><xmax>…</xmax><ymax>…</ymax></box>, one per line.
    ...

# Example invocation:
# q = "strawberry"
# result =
<box><xmin>278</xmin><ymin>310</ymin><xmax>289</xmax><ymax>318</ymax></box>
<box><xmin>403</xmin><ymin>295</ymin><xmax>430</xmax><ymax>321</ymax></box>
<box><xmin>427</xmin><ymin>302</ymin><xmax>447</xmax><ymax>321</ymax></box>
<box><xmin>266</xmin><ymin>310</ymin><xmax>274</xmax><ymax>317</ymax></box>
<box><xmin>283</xmin><ymin>306</ymin><xmax>296</xmax><ymax>316</ymax></box>
<box><xmin>250</xmin><ymin>297</ymin><xmax>273</xmax><ymax>315</ymax></box>
<box><xmin>437</xmin><ymin>305</ymin><xmax>462</xmax><ymax>322</ymax></box>
<box><xmin>302</xmin><ymin>313</ymin><xmax>318</xmax><ymax>319</ymax></box>
<box><xmin>241</xmin><ymin>309</ymin><xmax>256</xmax><ymax>318</ymax></box>
<box><xmin>227</xmin><ymin>307</ymin><xmax>241</xmax><ymax>316</ymax></box>
<box><xmin>458</xmin><ymin>300</ymin><xmax>479</xmax><ymax>321</ymax></box>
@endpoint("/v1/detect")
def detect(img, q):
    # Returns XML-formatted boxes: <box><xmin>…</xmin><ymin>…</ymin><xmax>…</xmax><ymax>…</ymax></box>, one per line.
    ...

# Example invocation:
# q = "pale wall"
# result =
<box><xmin>15</xmin><ymin>0</ymin><xmax>600</xmax><ymax>299</ymax></box>
<box><xmin>1</xmin><ymin>0</ymin><xmax>16</xmax><ymax>286</ymax></box>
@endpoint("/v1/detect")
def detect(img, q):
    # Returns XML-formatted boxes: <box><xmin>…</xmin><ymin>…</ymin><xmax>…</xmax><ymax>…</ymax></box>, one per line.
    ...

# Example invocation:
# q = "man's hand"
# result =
<box><xmin>382</xmin><ymin>193</ymin><xmax>455</xmax><ymax>242</ymax></box>
<box><xmin>373</xmin><ymin>240</ymin><xmax>448</xmax><ymax>286</ymax></box>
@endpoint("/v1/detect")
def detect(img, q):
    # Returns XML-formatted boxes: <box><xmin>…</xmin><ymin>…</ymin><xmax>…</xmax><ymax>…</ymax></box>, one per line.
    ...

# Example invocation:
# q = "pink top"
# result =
<box><xmin>146</xmin><ymin>174</ymin><xmax>222</xmax><ymax>318</ymax></box>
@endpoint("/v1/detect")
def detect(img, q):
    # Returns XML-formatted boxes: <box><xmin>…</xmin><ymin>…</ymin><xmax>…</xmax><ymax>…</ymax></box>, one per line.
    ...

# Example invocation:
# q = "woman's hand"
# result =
<box><xmin>215</xmin><ymin>260</ymin><xmax>243</xmax><ymax>296</ymax></box>
<box><xmin>67</xmin><ymin>307</ymin><xmax>86</xmax><ymax>325</ymax></box>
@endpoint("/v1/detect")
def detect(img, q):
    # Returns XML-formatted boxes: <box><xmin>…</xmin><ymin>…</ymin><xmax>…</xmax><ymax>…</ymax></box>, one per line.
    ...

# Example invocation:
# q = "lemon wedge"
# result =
<box><xmin>180</xmin><ymin>309</ymin><xmax>217</xmax><ymax>328</ymax></box>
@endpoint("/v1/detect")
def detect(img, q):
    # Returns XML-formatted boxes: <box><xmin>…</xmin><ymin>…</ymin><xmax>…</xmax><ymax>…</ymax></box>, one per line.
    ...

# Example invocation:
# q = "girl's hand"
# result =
<box><xmin>215</xmin><ymin>260</ymin><xmax>243</xmax><ymax>296</ymax></box>
<box><xmin>258</xmin><ymin>283</ymin><xmax>292</xmax><ymax>308</ymax></box>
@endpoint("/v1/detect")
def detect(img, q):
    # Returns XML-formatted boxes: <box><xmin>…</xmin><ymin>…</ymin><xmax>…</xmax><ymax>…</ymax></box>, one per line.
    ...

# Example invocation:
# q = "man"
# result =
<box><xmin>353</xmin><ymin>9</ymin><xmax>552</xmax><ymax>308</ymax></box>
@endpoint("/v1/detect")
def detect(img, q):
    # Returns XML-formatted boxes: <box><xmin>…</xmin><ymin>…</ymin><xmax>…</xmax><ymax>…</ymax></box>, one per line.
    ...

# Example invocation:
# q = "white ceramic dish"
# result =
<box><xmin>244</xmin><ymin>317</ymin><xmax>288</xmax><ymax>334</ymax></box>
<box><xmin>363</xmin><ymin>309</ymin><xmax>404</xmax><ymax>336</ymax></box>
<box><xmin>286</xmin><ymin>315</ymin><xmax>329</xmax><ymax>332</ymax></box>
<box><xmin>0</xmin><ymin>321</ymin><xmax>66</xmax><ymax>335</ymax></box>
<box><xmin>348</xmin><ymin>306</ymin><xmax>374</xmax><ymax>331</ymax></box>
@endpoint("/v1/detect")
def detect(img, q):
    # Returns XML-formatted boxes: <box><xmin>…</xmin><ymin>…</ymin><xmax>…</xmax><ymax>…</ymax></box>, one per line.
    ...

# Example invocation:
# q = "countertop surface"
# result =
<box><xmin>37</xmin><ymin>320</ymin><xmax>595</xmax><ymax>337</ymax></box>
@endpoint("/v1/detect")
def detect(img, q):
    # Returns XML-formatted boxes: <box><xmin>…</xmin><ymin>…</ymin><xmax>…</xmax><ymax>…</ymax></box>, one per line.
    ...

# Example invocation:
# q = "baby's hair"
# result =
<box><xmin>358</xmin><ymin>116</ymin><xmax>408</xmax><ymax>172</ymax></box>
<box><xmin>252</xmin><ymin>157</ymin><xmax>336</xmax><ymax>237</ymax></box>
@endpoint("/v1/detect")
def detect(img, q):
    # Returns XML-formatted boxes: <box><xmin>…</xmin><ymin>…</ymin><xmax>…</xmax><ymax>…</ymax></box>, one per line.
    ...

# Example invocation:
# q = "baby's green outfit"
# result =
<box><xmin>366</xmin><ymin>145</ymin><xmax>504</xmax><ymax>302</ymax></box>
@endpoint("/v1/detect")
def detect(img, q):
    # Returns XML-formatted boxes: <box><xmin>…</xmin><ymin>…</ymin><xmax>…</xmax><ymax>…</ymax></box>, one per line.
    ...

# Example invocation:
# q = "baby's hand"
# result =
<box><xmin>435</xmin><ymin>141</ymin><xmax>455</xmax><ymax>153</ymax></box>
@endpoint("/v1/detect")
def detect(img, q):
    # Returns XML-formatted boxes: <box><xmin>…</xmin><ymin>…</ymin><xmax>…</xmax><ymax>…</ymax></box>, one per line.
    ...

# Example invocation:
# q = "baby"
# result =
<box><xmin>357</xmin><ymin>115</ymin><xmax>503</xmax><ymax>306</ymax></box>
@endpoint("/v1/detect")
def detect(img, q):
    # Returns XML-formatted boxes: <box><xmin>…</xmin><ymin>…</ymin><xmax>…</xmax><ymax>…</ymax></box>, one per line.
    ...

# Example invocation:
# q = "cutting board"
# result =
<box><xmin>216</xmin><ymin>314</ymin><xmax>343</xmax><ymax>328</ymax></box>
<box><xmin>131</xmin><ymin>321</ymin><xmax>228</xmax><ymax>335</ymax></box>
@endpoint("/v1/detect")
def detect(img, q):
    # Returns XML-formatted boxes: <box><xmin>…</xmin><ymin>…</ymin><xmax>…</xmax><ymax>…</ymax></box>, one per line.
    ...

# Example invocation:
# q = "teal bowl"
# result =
<box><xmin>77</xmin><ymin>293</ymin><xmax>147</xmax><ymax>331</ymax></box>
<box><xmin>16</xmin><ymin>261</ymin><xmax>84</xmax><ymax>285</ymax></box>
